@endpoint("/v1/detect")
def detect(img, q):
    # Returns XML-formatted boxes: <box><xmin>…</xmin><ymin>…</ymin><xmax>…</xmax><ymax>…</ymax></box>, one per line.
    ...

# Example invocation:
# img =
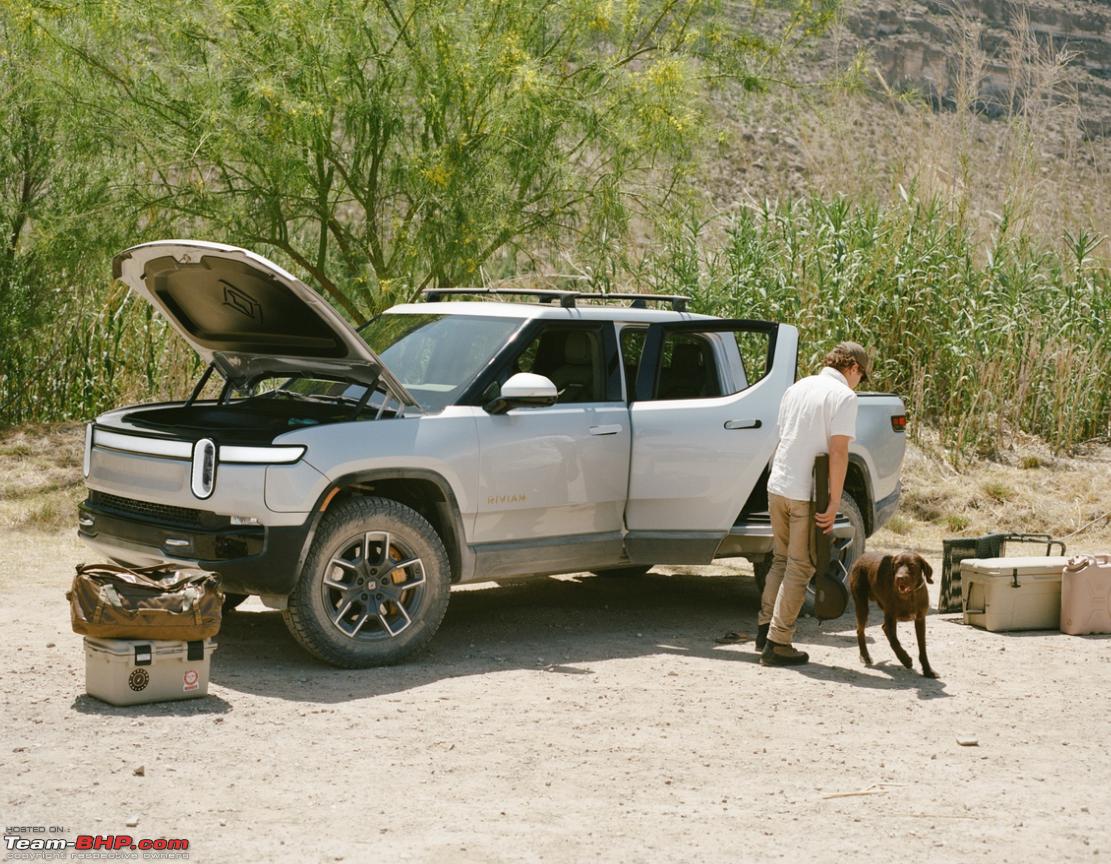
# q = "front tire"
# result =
<box><xmin>283</xmin><ymin>497</ymin><xmax>451</xmax><ymax>668</ymax></box>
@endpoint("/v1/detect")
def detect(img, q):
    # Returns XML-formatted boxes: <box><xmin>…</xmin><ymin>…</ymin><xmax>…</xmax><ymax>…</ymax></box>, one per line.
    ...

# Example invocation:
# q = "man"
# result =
<box><xmin>757</xmin><ymin>341</ymin><xmax>871</xmax><ymax>667</ymax></box>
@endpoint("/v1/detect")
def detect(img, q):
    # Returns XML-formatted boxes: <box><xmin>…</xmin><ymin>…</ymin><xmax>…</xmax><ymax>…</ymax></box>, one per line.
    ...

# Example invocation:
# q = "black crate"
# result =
<box><xmin>938</xmin><ymin>534</ymin><xmax>1066</xmax><ymax>613</ymax></box>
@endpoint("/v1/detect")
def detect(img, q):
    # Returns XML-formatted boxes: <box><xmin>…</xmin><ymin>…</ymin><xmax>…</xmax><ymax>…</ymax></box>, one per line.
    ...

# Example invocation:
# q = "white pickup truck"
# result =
<box><xmin>78</xmin><ymin>241</ymin><xmax>907</xmax><ymax>667</ymax></box>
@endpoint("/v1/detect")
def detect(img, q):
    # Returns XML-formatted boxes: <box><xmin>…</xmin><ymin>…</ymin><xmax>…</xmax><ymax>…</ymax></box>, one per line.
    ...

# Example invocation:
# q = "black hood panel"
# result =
<box><xmin>112</xmin><ymin>240</ymin><xmax>417</xmax><ymax>405</ymax></box>
<box><xmin>145</xmin><ymin>254</ymin><xmax>348</xmax><ymax>358</ymax></box>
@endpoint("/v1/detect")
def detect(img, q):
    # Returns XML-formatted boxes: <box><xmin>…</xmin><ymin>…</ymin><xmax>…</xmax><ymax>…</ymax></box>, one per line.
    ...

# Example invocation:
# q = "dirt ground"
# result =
<box><xmin>2</xmin><ymin>521</ymin><xmax>1109</xmax><ymax>864</ymax></box>
<box><xmin>2</xmin><ymin>425</ymin><xmax>1109</xmax><ymax>862</ymax></box>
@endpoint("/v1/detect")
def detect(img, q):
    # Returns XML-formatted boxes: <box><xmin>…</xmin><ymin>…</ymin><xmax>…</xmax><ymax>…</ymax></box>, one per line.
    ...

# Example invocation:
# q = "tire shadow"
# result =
<box><xmin>206</xmin><ymin>570</ymin><xmax>949</xmax><ymax>703</ymax></box>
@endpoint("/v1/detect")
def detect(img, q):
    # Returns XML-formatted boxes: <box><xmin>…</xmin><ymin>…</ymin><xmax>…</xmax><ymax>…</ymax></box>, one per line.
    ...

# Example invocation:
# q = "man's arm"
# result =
<box><xmin>815</xmin><ymin>434</ymin><xmax>851</xmax><ymax>533</ymax></box>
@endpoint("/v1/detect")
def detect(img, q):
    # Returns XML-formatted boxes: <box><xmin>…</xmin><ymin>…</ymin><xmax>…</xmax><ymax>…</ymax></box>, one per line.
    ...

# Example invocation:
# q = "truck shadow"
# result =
<box><xmin>209</xmin><ymin>570</ymin><xmax>948</xmax><ymax>702</ymax></box>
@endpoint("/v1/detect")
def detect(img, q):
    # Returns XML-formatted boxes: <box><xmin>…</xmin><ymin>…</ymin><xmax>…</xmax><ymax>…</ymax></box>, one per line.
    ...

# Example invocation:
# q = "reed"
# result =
<box><xmin>643</xmin><ymin>194</ymin><xmax>1109</xmax><ymax>459</ymax></box>
<box><xmin>4</xmin><ymin>190</ymin><xmax>1105</xmax><ymax>463</ymax></box>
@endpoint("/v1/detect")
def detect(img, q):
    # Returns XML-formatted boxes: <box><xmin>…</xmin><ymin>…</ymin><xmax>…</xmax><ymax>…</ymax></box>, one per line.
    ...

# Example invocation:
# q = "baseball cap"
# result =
<box><xmin>837</xmin><ymin>341</ymin><xmax>872</xmax><ymax>382</ymax></box>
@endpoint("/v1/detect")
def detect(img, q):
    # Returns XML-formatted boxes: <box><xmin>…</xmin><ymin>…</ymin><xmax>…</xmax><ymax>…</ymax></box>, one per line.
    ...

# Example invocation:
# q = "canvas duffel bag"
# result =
<box><xmin>67</xmin><ymin>563</ymin><xmax>222</xmax><ymax>641</ymax></box>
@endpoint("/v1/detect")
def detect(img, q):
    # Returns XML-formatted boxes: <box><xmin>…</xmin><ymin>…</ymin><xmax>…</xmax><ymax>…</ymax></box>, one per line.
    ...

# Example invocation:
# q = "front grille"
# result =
<box><xmin>88</xmin><ymin>491</ymin><xmax>206</xmax><ymax>528</ymax></box>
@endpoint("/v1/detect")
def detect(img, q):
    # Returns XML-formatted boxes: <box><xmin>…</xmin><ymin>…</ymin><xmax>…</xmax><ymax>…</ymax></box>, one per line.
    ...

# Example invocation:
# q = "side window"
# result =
<box><xmin>619</xmin><ymin>327</ymin><xmax>646</xmax><ymax>399</ymax></box>
<box><xmin>655</xmin><ymin>333</ymin><xmax>723</xmax><ymax>400</ymax></box>
<box><xmin>635</xmin><ymin>323</ymin><xmax>775</xmax><ymax>401</ymax></box>
<box><xmin>735</xmin><ymin>330</ymin><xmax>771</xmax><ymax>388</ymax></box>
<box><xmin>506</xmin><ymin>324</ymin><xmax>608</xmax><ymax>404</ymax></box>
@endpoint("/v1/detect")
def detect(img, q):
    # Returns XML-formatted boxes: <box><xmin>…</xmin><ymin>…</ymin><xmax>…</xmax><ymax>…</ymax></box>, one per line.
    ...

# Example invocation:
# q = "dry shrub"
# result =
<box><xmin>869</xmin><ymin>434</ymin><xmax>1111</xmax><ymax>556</ymax></box>
<box><xmin>0</xmin><ymin>423</ymin><xmax>85</xmax><ymax>530</ymax></box>
<box><xmin>780</xmin><ymin>8</ymin><xmax>1108</xmax><ymax>257</ymax></box>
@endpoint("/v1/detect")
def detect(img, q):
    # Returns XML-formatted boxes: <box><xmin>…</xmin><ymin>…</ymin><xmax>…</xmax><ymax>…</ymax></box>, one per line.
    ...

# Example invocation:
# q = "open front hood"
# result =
<box><xmin>113</xmin><ymin>240</ymin><xmax>416</xmax><ymax>406</ymax></box>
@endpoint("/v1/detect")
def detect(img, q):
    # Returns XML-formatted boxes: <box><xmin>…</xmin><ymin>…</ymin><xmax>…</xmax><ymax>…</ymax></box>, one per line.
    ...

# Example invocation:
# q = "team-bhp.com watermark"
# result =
<box><xmin>4</xmin><ymin>830</ymin><xmax>189</xmax><ymax>860</ymax></box>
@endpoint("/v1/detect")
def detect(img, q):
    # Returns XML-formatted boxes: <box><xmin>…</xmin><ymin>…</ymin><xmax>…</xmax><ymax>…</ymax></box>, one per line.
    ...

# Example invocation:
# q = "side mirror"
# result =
<box><xmin>484</xmin><ymin>372</ymin><xmax>559</xmax><ymax>414</ymax></box>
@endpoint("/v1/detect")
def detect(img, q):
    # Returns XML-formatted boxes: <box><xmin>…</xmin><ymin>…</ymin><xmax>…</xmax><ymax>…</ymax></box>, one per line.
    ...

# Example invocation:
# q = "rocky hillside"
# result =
<box><xmin>843</xmin><ymin>0</ymin><xmax>1111</xmax><ymax>136</ymax></box>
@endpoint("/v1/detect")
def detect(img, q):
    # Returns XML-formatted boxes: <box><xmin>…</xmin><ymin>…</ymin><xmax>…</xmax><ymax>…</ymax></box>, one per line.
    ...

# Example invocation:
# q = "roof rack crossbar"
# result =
<box><xmin>422</xmin><ymin>288</ymin><xmax>580</xmax><ymax>307</ymax></box>
<box><xmin>589</xmin><ymin>293</ymin><xmax>689</xmax><ymax>312</ymax></box>
<box><xmin>421</xmin><ymin>288</ymin><xmax>691</xmax><ymax>312</ymax></box>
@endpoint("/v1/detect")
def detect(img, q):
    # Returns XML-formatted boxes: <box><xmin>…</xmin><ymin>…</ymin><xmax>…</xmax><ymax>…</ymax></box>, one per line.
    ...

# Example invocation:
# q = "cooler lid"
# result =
<box><xmin>84</xmin><ymin>637</ymin><xmax>218</xmax><ymax>656</ymax></box>
<box><xmin>961</xmin><ymin>556</ymin><xmax>1070</xmax><ymax>576</ymax></box>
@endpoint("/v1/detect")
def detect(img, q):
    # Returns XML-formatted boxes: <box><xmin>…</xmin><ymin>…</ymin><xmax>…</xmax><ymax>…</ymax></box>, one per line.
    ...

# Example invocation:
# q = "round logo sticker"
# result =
<box><xmin>128</xmin><ymin>669</ymin><xmax>150</xmax><ymax>691</ymax></box>
<box><xmin>183</xmin><ymin>669</ymin><xmax>200</xmax><ymax>692</ymax></box>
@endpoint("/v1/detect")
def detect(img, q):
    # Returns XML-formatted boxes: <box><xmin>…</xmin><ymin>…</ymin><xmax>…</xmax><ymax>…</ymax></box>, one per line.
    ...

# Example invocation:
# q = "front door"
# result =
<box><xmin>624</xmin><ymin>319</ymin><xmax>798</xmax><ymax>564</ymax></box>
<box><xmin>473</xmin><ymin>321</ymin><xmax>630</xmax><ymax>577</ymax></box>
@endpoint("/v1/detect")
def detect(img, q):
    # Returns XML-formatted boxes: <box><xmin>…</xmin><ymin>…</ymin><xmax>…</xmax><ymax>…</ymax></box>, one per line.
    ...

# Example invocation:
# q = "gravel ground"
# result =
<box><xmin>2</xmin><ymin>528</ymin><xmax>1108</xmax><ymax>864</ymax></box>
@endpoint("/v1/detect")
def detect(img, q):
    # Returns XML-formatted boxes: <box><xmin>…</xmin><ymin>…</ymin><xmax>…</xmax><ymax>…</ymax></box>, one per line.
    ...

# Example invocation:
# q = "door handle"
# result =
<box><xmin>589</xmin><ymin>425</ymin><xmax>623</xmax><ymax>436</ymax></box>
<box><xmin>724</xmin><ymin>419</ymin><xmax>762</xmax><ymax>430</ymax></box>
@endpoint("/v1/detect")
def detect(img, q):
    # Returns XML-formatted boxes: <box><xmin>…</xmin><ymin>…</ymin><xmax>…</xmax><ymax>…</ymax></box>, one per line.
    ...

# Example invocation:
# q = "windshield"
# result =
<box><xmin>359</xmin><ymin>313</ymin><xmax>524</xmax><ymax>410</ymax></box>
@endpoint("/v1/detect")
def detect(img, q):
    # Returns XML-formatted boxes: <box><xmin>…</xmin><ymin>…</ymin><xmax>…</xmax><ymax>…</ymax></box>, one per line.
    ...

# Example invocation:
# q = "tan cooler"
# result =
<box><xmin>960</xmin><ymin>556</ymin><xmax>1069</xmax><ymax>632</ymax></box>
<box><xmin>84</xmin><ymin>637</ymin><xmax>217</xmax><ymax>706</ymax></box>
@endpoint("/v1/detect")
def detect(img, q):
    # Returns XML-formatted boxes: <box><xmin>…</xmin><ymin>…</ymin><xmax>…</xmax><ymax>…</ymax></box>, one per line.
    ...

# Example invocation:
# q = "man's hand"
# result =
<box><xmin>815</xmin><ymin>502</ymin><xmax>840</xmax><ymax>534</ymax></box>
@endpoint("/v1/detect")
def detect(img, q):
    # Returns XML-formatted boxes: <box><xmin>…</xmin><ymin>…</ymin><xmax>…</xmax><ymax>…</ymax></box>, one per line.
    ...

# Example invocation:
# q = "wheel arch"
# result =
<box><xmin>316</xmin><ymin>469</ymin><xmax>473</xmax><ymax>583</ymax></box>
<box><xmin>845</xmin><ymin>455</ymin><xmax>875</xmax><ymax>537</ymax></box>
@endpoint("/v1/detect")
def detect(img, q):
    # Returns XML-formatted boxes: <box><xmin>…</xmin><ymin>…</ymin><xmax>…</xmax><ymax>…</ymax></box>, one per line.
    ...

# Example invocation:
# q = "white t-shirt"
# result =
<box><xmin>766</xmin><ymin>367</ymin><xmax>858</xmax><ymax>501</ymax></box>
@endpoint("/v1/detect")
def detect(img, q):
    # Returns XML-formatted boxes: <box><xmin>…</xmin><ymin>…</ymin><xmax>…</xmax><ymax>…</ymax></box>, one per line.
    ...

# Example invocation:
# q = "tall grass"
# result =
<box><xmin>4</xmin><ymin>191</ymin><xmax>1105</xmax><ymax>464</ymax></box>
<box><xmin>0</xmin><ymin>284</ymin><xmax>202</xmax><ymax>427</ymax></box>
<box><xmin>644</xmin><ymin>193</ymin><xmax>1109</xmax><ymax>458</ymax></box>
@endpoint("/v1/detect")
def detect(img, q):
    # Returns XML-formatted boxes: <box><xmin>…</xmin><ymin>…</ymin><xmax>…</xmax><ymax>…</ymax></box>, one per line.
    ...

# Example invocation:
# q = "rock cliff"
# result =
<box><xmin>844</xmin><ymin>0</ymin><xmax>1111</xmax><ymax>136</ymax></box>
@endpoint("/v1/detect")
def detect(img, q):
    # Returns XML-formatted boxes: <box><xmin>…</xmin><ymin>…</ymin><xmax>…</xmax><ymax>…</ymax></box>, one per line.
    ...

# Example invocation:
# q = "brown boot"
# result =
<box><xmin>760</xmin><ymin>640</ymin><xmax>809</xmax><ymax>666</ymax></box>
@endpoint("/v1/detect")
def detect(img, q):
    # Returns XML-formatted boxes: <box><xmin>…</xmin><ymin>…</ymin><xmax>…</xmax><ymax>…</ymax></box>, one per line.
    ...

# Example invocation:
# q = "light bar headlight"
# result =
<box><xmin>219</xmin><ymin>445</ymin><xmax>307</xmax><ymax>464</ymax></box>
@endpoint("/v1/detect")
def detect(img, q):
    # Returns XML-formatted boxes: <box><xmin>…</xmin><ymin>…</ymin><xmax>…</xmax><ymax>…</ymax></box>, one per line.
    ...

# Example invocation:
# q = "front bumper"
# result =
<box><xmin>77</xmin><ymin>495</ymin><xmax>312</xmax><ymax>596</ymax></box>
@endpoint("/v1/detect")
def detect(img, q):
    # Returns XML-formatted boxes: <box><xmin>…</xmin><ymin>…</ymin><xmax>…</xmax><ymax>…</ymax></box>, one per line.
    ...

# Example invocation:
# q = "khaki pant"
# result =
<box><xmin>758</xmin><ymin>493</ymin><xmax>815</xmax><ymax>645</ymax></box>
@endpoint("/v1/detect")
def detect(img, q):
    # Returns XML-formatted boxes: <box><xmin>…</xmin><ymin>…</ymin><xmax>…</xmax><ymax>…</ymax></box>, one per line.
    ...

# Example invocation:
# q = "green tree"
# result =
<box><xmin>0</xmin><ymin>7</ymin><xmax>137</xmax><ymax>423</ymax></box>
<box><xmin>48</xmin><ymin>0</ymin><xmax>827</xmax><ymax>318</ymax></box>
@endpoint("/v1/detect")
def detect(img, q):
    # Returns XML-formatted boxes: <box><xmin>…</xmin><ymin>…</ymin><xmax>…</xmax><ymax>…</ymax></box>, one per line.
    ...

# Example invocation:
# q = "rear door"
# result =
<box><xmin>624</xmin><ymin>320</ymin><xmax>798</xmax><ymax>564</ymax></box>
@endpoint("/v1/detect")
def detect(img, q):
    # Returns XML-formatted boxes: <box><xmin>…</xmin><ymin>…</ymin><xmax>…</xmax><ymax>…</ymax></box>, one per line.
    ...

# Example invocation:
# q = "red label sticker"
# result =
<box><xmin>183</xmin><ymin>669</ymin><xmax>200</xmax><ymax>692</ymax></box>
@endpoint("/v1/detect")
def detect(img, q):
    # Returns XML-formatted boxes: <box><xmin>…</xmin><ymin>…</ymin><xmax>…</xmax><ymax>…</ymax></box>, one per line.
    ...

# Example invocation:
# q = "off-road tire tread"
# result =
<box><xmin>282</xmin><ymin>497</ymin><xmax>451</xmax><ymax>668</ymax></box>
<box><xmin>840</xmin><ymin>495</ymin><xmax>866</xmax><ymax>566</ymax></box>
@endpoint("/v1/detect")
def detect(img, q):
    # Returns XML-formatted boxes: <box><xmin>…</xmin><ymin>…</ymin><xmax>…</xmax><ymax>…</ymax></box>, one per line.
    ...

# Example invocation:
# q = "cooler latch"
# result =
<box><xmin>134</xmin><ymin>645</ymin><xmax>152</xmax><ymax>666</ymax></box>
<box><xmin>186</xmin><ymin>640</ymin><xmax>204</xmax><ymax>661</ymax></box>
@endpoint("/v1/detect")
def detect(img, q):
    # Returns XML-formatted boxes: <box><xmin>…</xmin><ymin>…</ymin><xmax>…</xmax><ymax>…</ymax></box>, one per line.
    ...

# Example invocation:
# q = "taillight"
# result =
<box><xmin>891</xmin><ymin>414</ymin><xmax>908</xmax><ymax>433</ymax></box>
<box><xmin>191</xmin><ymin>438</ymin><xmax>217</xmax><ymax>499</ymax></box>
<box><xmin>83</xmin><ymin>423</ymin><xmax>93</xmax><ymax>478</ymax></box>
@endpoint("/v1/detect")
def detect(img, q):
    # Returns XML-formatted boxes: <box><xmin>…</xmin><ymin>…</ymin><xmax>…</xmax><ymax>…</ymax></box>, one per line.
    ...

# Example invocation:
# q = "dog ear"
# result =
<box><xmin>918</xmin><ymin>555</ymin><xmax>934</xmax><ymax>584</ymax></box>
<box><xmin>877</xmin><ymin>554</ymin><xmax>895</xmax><ymax>584</ymax></box>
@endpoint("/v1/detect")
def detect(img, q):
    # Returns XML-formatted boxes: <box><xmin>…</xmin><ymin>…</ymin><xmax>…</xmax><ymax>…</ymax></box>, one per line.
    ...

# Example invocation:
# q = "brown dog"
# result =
<box><xmin>849</xmin><ymin>552</ymin><xmax>937</xmax><ymax>678</ymax></box>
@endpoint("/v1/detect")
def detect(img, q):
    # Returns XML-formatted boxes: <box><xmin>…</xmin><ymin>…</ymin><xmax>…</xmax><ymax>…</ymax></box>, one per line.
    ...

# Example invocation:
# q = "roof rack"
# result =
<box><xmin>420</xmin><ymin>288</ymin><xmax>690</xmax><ymax>312</ymax></box>
<box><xmin>422</xmin><ymin>288</ymin><xmax>579</xmax><ymax>307</ymax></box>
<box><xmin>587</xmin><ymin>293</ymin><xmax>689</xmax><ymax>313</ymax></box>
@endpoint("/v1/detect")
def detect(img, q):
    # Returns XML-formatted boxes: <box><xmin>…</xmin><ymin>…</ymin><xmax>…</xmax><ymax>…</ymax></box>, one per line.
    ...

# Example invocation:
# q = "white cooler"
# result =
<box><xmin>84</xmin><ymin>637</ymin><xmax>217</xmax><ymax>706</ymax></box>
<box><xmin>960</xmin><ymin>556</ymin><xmax>1069</xmax><ymax>632</ymax></box>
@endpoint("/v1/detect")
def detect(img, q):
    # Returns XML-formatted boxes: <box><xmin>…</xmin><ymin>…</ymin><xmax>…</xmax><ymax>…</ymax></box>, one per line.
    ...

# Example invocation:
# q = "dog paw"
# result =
<box><xmin>860</xmin><ymin>654</ymin><xmax>873</xmax><ymax>667</ymax></box>
<box><xmin>897</xmin><ymin>654</ymin><xmax>913</xmax><ymax>669</ymax></box>
<box><xmin>922</xmin><ymin>667</ymin><xmax>939</xmax><ymax>679</ymax></box>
